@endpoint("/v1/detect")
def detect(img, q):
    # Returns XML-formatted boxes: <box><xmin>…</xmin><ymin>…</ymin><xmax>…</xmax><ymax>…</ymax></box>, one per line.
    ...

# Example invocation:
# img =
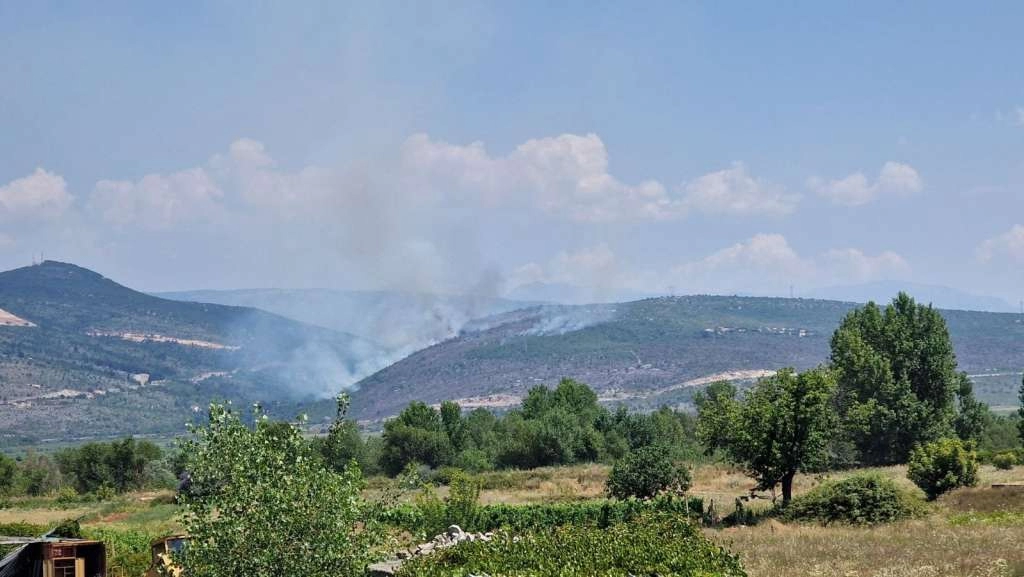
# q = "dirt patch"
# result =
<box><xmin>0</xmin><ymin>308</ymin><xmax>34</xmax><ymax>327</ymax></box>
<box><xmin>86</xmin><ymin>331</ymin><xmax>240</xmax><ymax>350</ymax></box>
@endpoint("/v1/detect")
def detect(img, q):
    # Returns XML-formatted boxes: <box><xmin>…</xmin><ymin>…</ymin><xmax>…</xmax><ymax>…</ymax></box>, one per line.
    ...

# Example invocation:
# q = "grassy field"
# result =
<box><xmin>2</xmin><ymin>464</ymin><xmax>1023</xmax><ymax>576</ymax></box>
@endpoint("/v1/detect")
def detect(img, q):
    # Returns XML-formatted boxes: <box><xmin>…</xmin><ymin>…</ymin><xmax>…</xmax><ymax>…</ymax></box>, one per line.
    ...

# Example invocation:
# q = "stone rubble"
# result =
<box><xmin>367</xmin><ymin>525</ymin><xmax>496</xmax><ymax>576</ymax></box>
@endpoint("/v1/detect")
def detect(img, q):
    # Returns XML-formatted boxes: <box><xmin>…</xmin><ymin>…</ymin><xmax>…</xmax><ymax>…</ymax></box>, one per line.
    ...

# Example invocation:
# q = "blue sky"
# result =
<box><xmin>1</xmin><ymin>1</ymin><xmax>1023</xmax><ymax>304</ymax></box>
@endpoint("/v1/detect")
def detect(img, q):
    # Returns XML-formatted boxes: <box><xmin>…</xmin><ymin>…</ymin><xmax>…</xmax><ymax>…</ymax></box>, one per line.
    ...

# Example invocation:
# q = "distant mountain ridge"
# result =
<box><xmin>0</xmin><ymin>261</ymin><xmax>387</xmax><ymax>444</ymax></box>
<box><xmin>349</xmin><ymin>295</ymin><xmax>1024</xmax><ymax>421</ymax></box>
<box><xmin>806</xmin><ymin>281</ymin><xmax>1017</xmax><ymax>313</ymax></box>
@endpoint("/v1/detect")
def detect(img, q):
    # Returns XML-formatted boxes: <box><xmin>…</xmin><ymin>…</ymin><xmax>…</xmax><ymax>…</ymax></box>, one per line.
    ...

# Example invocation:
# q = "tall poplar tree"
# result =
<box><xmin>830</xmin><ymin>293</ymin><xmax>962</xmax><ymax>465</ymax></box>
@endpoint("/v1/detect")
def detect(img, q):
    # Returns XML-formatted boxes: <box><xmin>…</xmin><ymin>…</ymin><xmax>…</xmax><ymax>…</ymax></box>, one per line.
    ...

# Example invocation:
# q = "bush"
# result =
<box><xmin>992</xmin><ymin>452</ymin><xmax>1018</xmax><ymax>470</ymax></box>
<box><xmin>381</xmin><ymin>495</ymin><xmax>704</xmax><ymax>535</ymax></box>
<box><xmin>606</xmin><ymin>444</ymin><xmax>691</xmax><ymax>500</ymax></box>
<box><xmin>396</xmin><ymin>514</ymin><xmax>746</xmax><ymax>577</ymax></box>
<box><xmin>84</xmin><ymin>528</ymin><xmax>155</xmax><ymax>577</ymax></box>
<box><xmin>445</xmin><ymin>470</ymin><xmax>481</xmax><ymax>530</ymax></box>
<box><xmin>907</xmin><ymin>438</ymin><xmax>979</xmax><ymax>500</ymax></box>
<box><xmin>55</xmin><ymin>485</ymin><xmax>83</xmax><ymax>505</ymax></box>
<box><xmin>782</xmin><ymin>473</ymin><xmax>926</xmax><ymax>525</ymax></box>
<box><xmin>0</xmin><ymin>522</ymin><xmax>47</xmax><ymax>537</ymax></box>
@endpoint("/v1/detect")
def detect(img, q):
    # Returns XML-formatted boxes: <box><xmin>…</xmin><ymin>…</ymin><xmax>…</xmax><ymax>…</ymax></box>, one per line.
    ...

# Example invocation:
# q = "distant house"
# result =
<box><xmin>0</xmin><ymin>537</ymin><xmax>106</xmax><ymax>577</ymax></box>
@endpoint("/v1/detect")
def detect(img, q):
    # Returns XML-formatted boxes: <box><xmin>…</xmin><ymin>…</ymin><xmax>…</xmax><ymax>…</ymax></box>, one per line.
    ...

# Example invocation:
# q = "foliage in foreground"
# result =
<box><xmin>177</xmin><ymin>402</ymin><xmax>385</xmax><ymax>577</ymax></box>
<box><xmin>907</xmin><ymin>437</ymin><xmax>979</xmax><ymax>500</ymax></box>
<box><xmin>383</xmin><ymin>494</ymin><xmax>704</xmax><ymax>535</ymax></box>
<box><xmin>606</xmin><ymin>443</ymin><xmax>691</xmax><ymax>500</ymax></box>
<box><xmin>396</xmin><ymin>515</ymin><xmax>746</xmax><ymax>577</ymax></box>
<box><xmin>781</xmin><ymin>473</ymin><xmax>926</xmax><ymax>526</ymax></box>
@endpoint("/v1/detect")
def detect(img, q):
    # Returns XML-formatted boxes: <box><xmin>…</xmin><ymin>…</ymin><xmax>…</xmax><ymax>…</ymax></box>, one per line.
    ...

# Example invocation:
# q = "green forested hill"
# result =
<box><xmin>2</xmin><ymin>262</ymin><xmax>1021</xmax><ymax>443</ymax></box>
<box><xmin>0</xmin><ymin>261</ymin><xmax>385</xmax><ymax>444</ymax></box>
<box><xmin>350</xmin><ymin>296</ymin><xmax>1024</xmax><ymax>421</ymax></box>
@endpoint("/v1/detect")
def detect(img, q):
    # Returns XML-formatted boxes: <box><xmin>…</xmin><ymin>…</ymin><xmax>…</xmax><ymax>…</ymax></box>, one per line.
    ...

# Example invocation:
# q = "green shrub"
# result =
<box><xmin>907</xmin><ymin>438</ymin><xmax>979</xmax><ymax>500</ymax></box>
<box><xmin>452</xmin><ymin>448</ymin><xmax>494</xmax><ymax>473</ymax></box>
<box><xmin>84</xmin><ymin>528</ymin><xmax>156</xmax><ymax>577</ymax></box>
<box><xmin>405</xmin><ymin>470</ymin><xmax>483</xmax><ymax>537</ymax></box>
<box><xmin>606</xmin><ymin>444</ymin><xmax>691</xmax><ymax>500</ymax></box>
<box><xmin>0</xmin><ymin>521</ymin><xmax>47</xmax><ymax>537</ymax></box>
<box><xmin>94</xmin><ymin>484</ymin><xmax>117</xmax><ymax>502</ymax></box>
<box><xmin>396</xmin><ymin>514</ymin><xmax>746</xmax><ymax>577</ymax></box>
<box><xmin>992</xmin><ymin>452</ymin><xmax>1018</xmax><ymax>470</ymax></box>
<box><xmin>782</xmin><ymin>473</ymin><xmax>925</xmax><ymax>525</ymax></box>
<box><xmin>55</xmin><ymin>485</ymin><xmax>84</xmax><ymax>504</ymax></box>
<box><xmin>381</xmin><ymin>495</ymin><xmax>704</xmax><ymax>534</ymax></box>
<box><xmin>445</xmin><ymin>470</ymin><xmax>481</xmax><ymax>530</ymax></box>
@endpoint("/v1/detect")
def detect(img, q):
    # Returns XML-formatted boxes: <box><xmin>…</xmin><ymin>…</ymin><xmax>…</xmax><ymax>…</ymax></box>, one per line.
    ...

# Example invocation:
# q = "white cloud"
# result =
<box><xmin>508</xmin><ymin>243</ymin><xmax>621</xmax><ymax>289</ymax></box>
<box><xmin>978</xmin><ymin>225</ymin><xmax>1024</xmax><ymax>264</ymax></box>
<box><xmin>91</xmin><ymin>168</ymin><xmax>224</xmax><ymax>229</ymax></box>
<box><xmin>0</xmin><ymin>168</ymin><xmax>73</xmax><ymax>220</ymax></box>
<box><xmin>821</xmin><ymin>248</ymin><xmax>910</xmax><ymax>282</ymax></box>
<box><xmin>668</xmin><ymin>234</ymin><xmax>909</xmax><ymax>295</ymax></box>
<box><xmin>89</xmin><ymin>138</ymin><xmax>350</xmax><ymax>229</ymax></box>
<box><xmin>674</xmin><ymin>234</ymin><xmax>813</xmax><ymax>283</ymax></box>
<box><xmin>809</xmin><ymin>161</ymin><xmax>922</xmax><ymax>206</ymax></box>
<box><xmin>210</xmin><ymin>138</ymin><xmax>339</xmax><ymax>213</ymax></box>
<box><xmin>680</xmin><ymin>163</ymin><xmax>799</xmax><ymax>216</ymax></box>
<box><xmin>1015</xmin><ymin>107</ymin><xmax>1024</xmax><ymax>127</ymax></box>
<box><xmin>402</xmin><ymin>133</ymin><xmax>791</xmax><ymax>222</ymax></box>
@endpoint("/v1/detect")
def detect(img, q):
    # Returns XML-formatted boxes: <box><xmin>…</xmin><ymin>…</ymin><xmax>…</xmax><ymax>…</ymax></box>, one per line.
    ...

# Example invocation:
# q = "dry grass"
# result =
<box><xmin>0</xmin><ymin>506</ymin><xmax>96</xmax><ymax>525</ymax></box>
<box><xmin>711</xmin><ymin>519</ymin><xmax>1024</xmax><ymax>577</ymax></box>
<box><xmin>708</xmin><ymin>465</ymin><xmax>1024</xmax><ymax>577</ymax></box>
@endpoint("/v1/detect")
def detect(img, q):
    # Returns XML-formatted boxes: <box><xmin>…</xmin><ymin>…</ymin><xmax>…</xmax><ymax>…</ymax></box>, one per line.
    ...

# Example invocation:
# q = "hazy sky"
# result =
<box><xmin>2</xmin><ymin>2</ymin><xmax>1023</xmax><ymax>303</ymax></box>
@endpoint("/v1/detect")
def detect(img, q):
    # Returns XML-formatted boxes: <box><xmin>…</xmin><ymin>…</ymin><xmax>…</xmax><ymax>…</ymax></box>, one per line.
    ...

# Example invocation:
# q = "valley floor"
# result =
<box><xmin>2</xmin><ymin>464</ymin><xmax>1022</xmax><ymax>576</ymax></box>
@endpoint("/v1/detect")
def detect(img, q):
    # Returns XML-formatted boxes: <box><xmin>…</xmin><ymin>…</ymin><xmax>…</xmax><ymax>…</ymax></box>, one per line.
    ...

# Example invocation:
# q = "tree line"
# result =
<box><xmin>318</xmin><ymin>379</ymin><xmax>702</xmax><ymax>478</ymax></box>
<box><xmin>0</xmin><ymin>437</ymin><xmax>174</xmax><ymax>499</ymax></box>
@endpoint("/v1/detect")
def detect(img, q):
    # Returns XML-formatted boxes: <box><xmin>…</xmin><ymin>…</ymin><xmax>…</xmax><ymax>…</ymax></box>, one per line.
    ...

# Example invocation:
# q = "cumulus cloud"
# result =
<box><xmin>667</xmin><ymin>234</ymin><xmax>909</xmax><ymax>295</ymax></box>
<box><xmin>978</xmin><ymin>224</ymin><xmax>1024</xmax><ymax>264</ymax></box>
<box><xmin>809</xmin><ymin>161</ymin><xmax>922</xmax><ymax>206</ymax></box>
<box><xmin>672</xmin><ymin>234</ymin><xmax>813</xmax><ymax>287</ymax></box>
<box><xmin>508</xmin><ymin>244</ymin><xmax>621</xmax><ymax>289</ymax></box>
<box><xmin>91</xmin><ymin>168</ymin><xmax>224</xmax><ymax>229</ymax></box>
<box><xmin>210</xmin><ymin>138</ymin><xmax>339</xmax><ymax>214</ymax></box>
<box><xmin>679</xmin><ymin>163</ymin><xmax>799</xmax><ymax>216</ymax></box>
<box><xmin>402</xmin><ymin>133</ymin><xmax>791</xmax><ymax>222</ymax></box>
<box><xmin>821</xmin><ymin>248</ymin><xmax>910</xmax><ymax>282</ymax></box>
<box><xmin>0</xmin><ymin>168</ymin><xmax>73</xmax><ymax>220</ymax></box>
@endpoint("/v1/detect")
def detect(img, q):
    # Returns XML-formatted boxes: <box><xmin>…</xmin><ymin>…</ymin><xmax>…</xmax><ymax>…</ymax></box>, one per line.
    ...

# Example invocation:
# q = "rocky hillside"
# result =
<box><xmin>0</xmin><ymin>261</ymin><xmax>386</xmax><ymax>444</ymax></box>
<box><xmin>350</xmin><ymin>296</ymin><xmax>1024</xmax><ymax>421</ymax></box>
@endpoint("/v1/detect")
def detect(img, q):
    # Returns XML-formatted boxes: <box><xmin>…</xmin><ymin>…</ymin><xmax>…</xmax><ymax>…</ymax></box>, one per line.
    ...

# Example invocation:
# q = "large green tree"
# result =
<box><xmin>830</xmin><ymin>293</ymin><xmax>964</xmax><ymax>465</ymax></box>
<box><xmin>0</xmin><ymin>453</ymin><xmax>15</xmax><ymax>496</ymax></box>
<box><xmin>178</xmin><ymin>404</ymin><xmax>381</xmax><ymax>577</ymax></box>
<box><xmin>380</xmin><ymin>401</ymin><xmax>454</xmax><ymax>475</ymax></box>
<box><xmin>697</xmin><ymin>368</ymin><xmax>836</xmax><ymax>503</ymax></box>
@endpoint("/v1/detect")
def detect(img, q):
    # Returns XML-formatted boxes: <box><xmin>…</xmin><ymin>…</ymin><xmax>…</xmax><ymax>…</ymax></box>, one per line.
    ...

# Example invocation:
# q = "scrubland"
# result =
<box><xmin>2</xmin><ymin>463</ymin><xmax>1022</xmax><ymax>576</ymax></box>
